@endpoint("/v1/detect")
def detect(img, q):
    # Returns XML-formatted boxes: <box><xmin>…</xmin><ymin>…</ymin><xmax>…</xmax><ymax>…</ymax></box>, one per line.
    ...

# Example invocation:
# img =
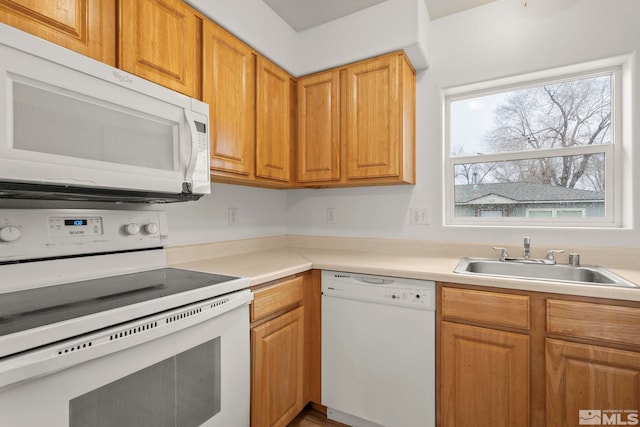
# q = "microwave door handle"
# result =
<box><xmin>183</xmin><ymin>109</ymin><xmax>199</xmax><ymax>192</ymax></box>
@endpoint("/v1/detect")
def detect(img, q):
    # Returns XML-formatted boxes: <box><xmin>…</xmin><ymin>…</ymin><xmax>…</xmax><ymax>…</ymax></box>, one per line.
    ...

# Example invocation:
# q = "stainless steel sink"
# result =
<box><xmin>454</xmin><ymin>257</ymin><xmax>638</xmax><ymax>288</ymax></box>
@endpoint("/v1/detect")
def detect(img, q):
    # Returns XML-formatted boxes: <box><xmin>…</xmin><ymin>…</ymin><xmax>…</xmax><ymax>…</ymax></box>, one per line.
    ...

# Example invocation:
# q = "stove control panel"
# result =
<box><xmin>48</xmin><ymin>216</ymin><xmax>103</xmax><ymax>237</ymax></box>
<box><xmin>0</xmin><ymin>209</ymin><xmax>168</xmax><ymax>262</ymax></box>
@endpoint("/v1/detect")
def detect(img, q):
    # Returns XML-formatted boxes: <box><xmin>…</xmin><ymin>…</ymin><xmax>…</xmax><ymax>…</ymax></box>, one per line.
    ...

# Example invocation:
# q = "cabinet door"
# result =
<box><xmin>345</xmin><ymin>54</ymin><xmax>401</xmax><ymax>180</ymax></box>
<box><xmin>546</xmin><ymin>339</ymin><xmax>640</xmax><ymax>427</ymax></box>
<box><xmin>441</xmin><ymin>321</ymin><xmax>530</xmax><ymax>427</ymax></box>
<box><xmin>256</xmin><ymin>56</ymin><xmax>293</xmax><ymax>184</ymax></box>
<box><xmin>251</xmin><ymin>306</ymin><xmax>304</xmax><ymax>427</ymax></box>
<box><xmin>203</xmin><ymin>22</ymin><xmax>255</xmax><ymax>178</ymax></box>
<box><xmin>0</xmin><ymin>0</ymin><xmax>116</xmax><ymax>65</ymax></box>
<box><xmin>118</xmin><ymin>0</ymin><xmax>201</xmax><ymax>98</ymax></box>
<box><xmin>297</xmin><ymin>70</ymin><xmax>340</xmax><ymax>183</ymax></box>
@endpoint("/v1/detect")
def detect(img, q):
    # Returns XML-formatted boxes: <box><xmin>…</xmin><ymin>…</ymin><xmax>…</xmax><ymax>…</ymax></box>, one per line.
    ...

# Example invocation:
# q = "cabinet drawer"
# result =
<box><xmin>547</xmin><ymin>299</ymin><xmax>640</xmax><ymax>346</ymax></box>
<box><xmin>442</xmin><ymin>287</ymin><xmax>530</xmax><ymax>330</ymax></box>
<box><xmin>251</xmin><ymin>276</ymin><xmax>304</xmax><ymax>322</ymax></box>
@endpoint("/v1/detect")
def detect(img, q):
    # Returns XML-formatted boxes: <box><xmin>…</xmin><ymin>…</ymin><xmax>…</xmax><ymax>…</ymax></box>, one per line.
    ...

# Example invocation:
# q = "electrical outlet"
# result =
<box><xmin>410</xmin><ymin>207</ymin><xmax>429</xmax><ymax>225</ymax></box>
<box><xmin>228</xmin><ymin>207</ymin><xmax>238</xmax><ymax>226</ymax></box>
<box><xmin>327</xmin><ymin>208</ymin><xmax>337</xmax><ymax>224</ymax></box>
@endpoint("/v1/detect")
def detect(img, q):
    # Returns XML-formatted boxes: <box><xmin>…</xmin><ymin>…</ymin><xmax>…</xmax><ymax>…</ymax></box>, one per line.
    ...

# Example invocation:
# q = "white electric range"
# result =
<box><xmin>0</xmin><ymin>209</ymin><xmax>252</xmax><ymax>427</ymax></box>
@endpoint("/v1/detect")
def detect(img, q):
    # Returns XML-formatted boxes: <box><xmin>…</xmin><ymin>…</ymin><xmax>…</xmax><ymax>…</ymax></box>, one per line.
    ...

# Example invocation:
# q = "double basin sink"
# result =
<box><xmin>454</xmin><ymin>257</ymin><xmax>638</xmax><ymax>288</ymax></box>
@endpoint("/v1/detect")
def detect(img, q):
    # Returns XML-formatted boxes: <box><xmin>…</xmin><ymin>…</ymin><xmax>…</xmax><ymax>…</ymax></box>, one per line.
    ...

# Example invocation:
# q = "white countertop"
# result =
<box><xmin>170</xmin><ymin>242</ymin><xmax>640</xmax><ymax>302</ymax></box>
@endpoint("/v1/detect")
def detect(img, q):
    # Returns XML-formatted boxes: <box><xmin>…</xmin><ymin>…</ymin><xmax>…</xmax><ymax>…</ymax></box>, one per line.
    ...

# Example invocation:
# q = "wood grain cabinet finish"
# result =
<box><xmin>251</xmin><ymin>306</ymin><xmax>305</xmax><ymax>427</ymax></box>
<box><xmin>297</xmin><ymin>70</ymin><xmax>341</xmax><ymax>183</ymax></box>
<box><xmin>250</xmin><ymin>272</ymin><xmax>320</xmax><ymax>427</ymax></box>
<box><xmin>546</xmin><ymin>338</ymin><xmax>640</xmax><ymax>427</ymax></box>
<box><xmin>203</xmin><ymin>21</ymin><xmax>256</xmax><ymax>179</ymax></box>
<box><xmin>118</xmin><ymin>0</ymin><xmax>201</xmax><ymax>98</ymax></box>
<box><xmin>297</xmin><ymin>51</ymin><xmax>416</xmax><ymax>187</ymax></box>
<box><xmin>0</xmin><ymin>0</ymin><xmax>116</xmax><ymax>65</ymax></box>
<box><xmin>441</xmin><ymin>321</ymin><xmax>530</xmax><ymax>427</ymax></box>
<box><xmin>251</xmin><ymin>275</ymin><xmax>303</xmax><ymax>322</ymax></box>
<box><xmin>442</xmin><ymin>287</ymin><xmax>530</xmax><ymax>329</ymax></box>
<box><xmin>547</xmin><ymin>299</ymin><xmax>640</xmax><ymax>346</ymax></box>
<box><xmin>439</xmin><ymin>283</ymin><xmax>640</xmax><ymax>427</ymax></box>
<box><xmin>345</xmin><ymin>52</ymin><xmax>415</xmax><ymax>184</ymax></box>
<box><xmin>256</xmin><ymin>56</ymin><xmax>294</xmax><ymax>186</ymax></box>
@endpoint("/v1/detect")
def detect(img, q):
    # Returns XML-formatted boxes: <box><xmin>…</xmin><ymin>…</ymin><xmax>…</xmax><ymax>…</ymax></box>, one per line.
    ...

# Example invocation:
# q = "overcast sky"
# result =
<box><xmin>450</xmin><ymin>92</ymin><xmax>506</xmax><ymax>156</ymax></box>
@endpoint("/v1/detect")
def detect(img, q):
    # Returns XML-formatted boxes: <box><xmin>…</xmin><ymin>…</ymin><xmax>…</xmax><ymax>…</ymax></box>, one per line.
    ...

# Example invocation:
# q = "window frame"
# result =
<box><xmin>443</xmin><ymin>57</ymin><xmax>627</xmax><ymax>228</ymax></box>
<box><xmin>526</xmin><ymin>208</ymin><xmax>586</xmax><ymax>218</ymax></box>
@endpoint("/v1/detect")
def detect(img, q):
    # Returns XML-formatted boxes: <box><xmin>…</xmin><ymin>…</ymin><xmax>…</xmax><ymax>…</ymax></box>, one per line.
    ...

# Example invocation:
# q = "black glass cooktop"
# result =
<box><xmin>0</xmin><ymin>268</ymin><xmax>238</xmax><ymax>338</ymax></box>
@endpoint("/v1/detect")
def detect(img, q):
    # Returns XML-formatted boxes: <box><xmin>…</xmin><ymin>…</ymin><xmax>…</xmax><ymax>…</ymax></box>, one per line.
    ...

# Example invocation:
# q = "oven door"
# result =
<box><xmin>0</xmin><ymin>290</ymin><xmax>251</xmax><ymax>427</ymax></box>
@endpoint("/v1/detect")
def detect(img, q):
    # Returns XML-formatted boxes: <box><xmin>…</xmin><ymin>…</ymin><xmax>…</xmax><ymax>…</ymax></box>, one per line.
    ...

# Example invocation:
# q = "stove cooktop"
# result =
<box><xmin>0</xmin><ymin>268</ymin><xmax>247</xmax><ymax>358</ymax></box>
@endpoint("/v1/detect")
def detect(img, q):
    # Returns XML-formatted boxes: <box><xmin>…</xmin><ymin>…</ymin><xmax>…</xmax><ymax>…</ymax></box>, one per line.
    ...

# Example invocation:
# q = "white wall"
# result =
<box><xmin>186</xmin><ymin>0</ymin><xmax>428</xmax><ymax>76</ymax></box>
<box><xmin>295</xmin><ymin>0</ymin><xmax>429</xmax><ymax>75</ymax></box>
<box><xmin>286</xmin><ymin>0</ymin><xmax>640</xmax><ymax>248</ymax></box>
<box><xmin>184</xmin><ymin>0</ymin><xmax>297</xmax><ymax>71</ymax></box>
<box><xmin>163</xmin><ymin>183</ymin><xmax>287</xmax><ymax>246</ymax></box>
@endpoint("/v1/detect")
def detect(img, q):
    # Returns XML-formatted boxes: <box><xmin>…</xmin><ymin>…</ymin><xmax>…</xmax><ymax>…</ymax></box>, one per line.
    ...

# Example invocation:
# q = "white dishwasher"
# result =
<box><xmin>321</xmin><ymin>270</ymin><xmax>435</xmax><ymax>427</ymax></box>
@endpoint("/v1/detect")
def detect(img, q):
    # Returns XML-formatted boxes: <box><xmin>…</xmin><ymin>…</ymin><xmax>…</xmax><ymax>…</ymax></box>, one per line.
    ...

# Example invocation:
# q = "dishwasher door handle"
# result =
<box><xmin>353</xmin><ymin>276</ymin><xmax>395</xmax><ymax>285</ymax></box>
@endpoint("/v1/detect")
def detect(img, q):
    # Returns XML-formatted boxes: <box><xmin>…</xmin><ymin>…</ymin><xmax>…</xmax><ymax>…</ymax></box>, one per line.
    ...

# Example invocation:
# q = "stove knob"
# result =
<box><xmin>143</xmin><ymin>223</ymin><xmax>159</xmax><ymax>234</ymax></box>
<box><xmin>124</xmin><ymin>223</ymin><xmax>140</xmax><ymax>235</ymax></box>
<box><xmin>0</xmin><ymin>226</ymin><xmax>21</xmax><ymax>242</ymax></box>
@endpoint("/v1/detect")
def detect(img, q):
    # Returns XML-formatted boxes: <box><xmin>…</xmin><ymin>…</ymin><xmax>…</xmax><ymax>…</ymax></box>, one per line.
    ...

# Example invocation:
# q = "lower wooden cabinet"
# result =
<box><xmin>546</xmin><ymin>339</ymin><xmax>640</xmax><ymax>427</ymax></box>
<box><xmin>439</xmin><ymin>283</ymin><xmax>640</xmax><ymax>427</ymax></box>
<box><xmin>249</xmin><ymin>272</ymin><xmax>320</xmax><ymax>427</ymax></box>
<box><xmin>251</xmin><ymin>306</ymin><xmax>305</xmax><ymax>427</ymax></box>
<box><xmin>441</xmin><ymin>322</ymin><xmax>530</xmax><ymax>427</ymax></box>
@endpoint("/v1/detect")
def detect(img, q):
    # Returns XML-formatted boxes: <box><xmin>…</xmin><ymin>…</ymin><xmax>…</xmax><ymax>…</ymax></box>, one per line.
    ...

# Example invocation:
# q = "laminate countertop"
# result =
<box><xmin>170</xmin><ymin>245</ymin><xmax>640</xmax><ymax>302</ymax></box>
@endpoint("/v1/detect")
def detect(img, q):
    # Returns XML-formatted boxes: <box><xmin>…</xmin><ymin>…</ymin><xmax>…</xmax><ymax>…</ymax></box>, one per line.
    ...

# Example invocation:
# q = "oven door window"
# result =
<box><xmin>69</xmin><ymin>337</ymin><xmax>221</xmax><ymax>427</ymax></box>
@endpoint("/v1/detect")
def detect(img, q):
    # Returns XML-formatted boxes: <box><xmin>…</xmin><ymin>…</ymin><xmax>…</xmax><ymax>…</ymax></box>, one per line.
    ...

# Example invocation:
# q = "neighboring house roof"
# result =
<box><xmin>455</xmin><ymin>182</ymin><xmax>605</xmax><ymax>204</ymax></box>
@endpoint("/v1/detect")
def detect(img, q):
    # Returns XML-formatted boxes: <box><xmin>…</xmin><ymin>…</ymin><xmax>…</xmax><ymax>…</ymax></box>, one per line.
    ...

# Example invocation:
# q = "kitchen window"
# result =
<box><xmin>444</xmin><ymin>57</ymin><xmax>629</xmax><ymax>227</ymax></box>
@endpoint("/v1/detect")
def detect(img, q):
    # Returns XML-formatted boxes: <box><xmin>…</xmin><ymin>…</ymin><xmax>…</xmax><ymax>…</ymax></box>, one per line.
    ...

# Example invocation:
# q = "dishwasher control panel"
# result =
<box><xmin>322</xmin><ymin>270</ymin><xmax>435</xmax><ymax>310</ymax></box>
<box><xmin>384</xmin><ymin>289</ymin><xmax>432</xmax><ymax>306</ymax></box>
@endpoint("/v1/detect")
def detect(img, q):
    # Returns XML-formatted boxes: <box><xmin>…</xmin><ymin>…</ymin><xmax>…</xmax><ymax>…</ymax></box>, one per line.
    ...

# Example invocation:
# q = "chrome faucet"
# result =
<box><xmin>493</xmin><ymin>237</ymin><xmax>565</xmax><ymax>265</ymax></box>
<box><xmin>523</xmin><ymin>237</ymin><xmax>531</xmax><ymax>259</ymax></box>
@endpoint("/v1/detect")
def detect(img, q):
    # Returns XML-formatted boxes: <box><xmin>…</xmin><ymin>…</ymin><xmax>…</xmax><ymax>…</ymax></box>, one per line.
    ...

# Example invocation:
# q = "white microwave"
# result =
<box><xmin>0</xmin><ymin>24</ymin><xmax>210</xmax><ymax>203</ymax></box>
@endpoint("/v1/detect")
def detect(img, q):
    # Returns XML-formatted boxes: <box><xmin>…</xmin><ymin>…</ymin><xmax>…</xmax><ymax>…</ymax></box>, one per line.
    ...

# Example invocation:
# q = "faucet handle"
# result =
<box><xmin>545</xmin><ymin>249</ymin><xmax>565</xmax><ymax>262</ymax></box>
<box><xmin>492</xmin><ymin>246</ymin><xmax>509</xmax><ymax>261</ymax></box>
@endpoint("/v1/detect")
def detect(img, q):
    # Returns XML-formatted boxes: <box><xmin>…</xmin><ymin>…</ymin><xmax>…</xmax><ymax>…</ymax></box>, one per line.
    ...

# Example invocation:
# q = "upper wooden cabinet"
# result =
<box><xmin>203</xmin><ymin>27</ymin><xmax>294</xmax><ymax>189</ymax></box>
<box><xmin>346</xmin><ymin>53</ymin><xmax>414</xmax><ymax>182</ymax></box>
<box><xmin>297</xmin><ymin>51</ymin><xmax>415</xmax><ymax>187</ymax></box>
<box><xmin>0</xmin><ymin>0</ymin><xmax>116</xmax><ymax>65</ymax></box>
<box><xmin>297</xmin><ymin>70</ymin><xmax>341</xmax><ymax>183</ymax></box>
<box><xmin>118</xmin><ymin>0</ymin><xmax>202</xmax><ymax>98</ymax></box>
<box><xmin>256</xmin><ymin>56</ymin><xmax>294</xmax><ymax>185</ymax></box>
<box><xmin>203</xmin><ymin>21</ymin><xmax>256</xmax><ymax>179</ymax></box>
